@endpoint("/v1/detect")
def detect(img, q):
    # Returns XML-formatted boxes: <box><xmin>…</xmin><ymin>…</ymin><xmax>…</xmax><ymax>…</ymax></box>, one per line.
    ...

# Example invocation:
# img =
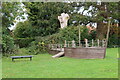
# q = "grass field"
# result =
<box><xmin>0</xmin><ymin>54</ymin><xmax>2</xmax><ymax>80</ymax></box>
<box><xmin>2</xmin><ymin>48</ymin><xmax>118</xmax><ymax>78</ymax></box>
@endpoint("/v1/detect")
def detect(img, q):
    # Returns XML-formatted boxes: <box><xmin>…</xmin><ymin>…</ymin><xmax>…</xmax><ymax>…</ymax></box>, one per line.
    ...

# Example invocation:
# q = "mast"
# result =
<box><xmin>78</xmin><ymin>25</ymin><xmax>81</xmax><ymax>47</ymax></box>
<box><xmin>106</xmin><ymin>18</ymin><xmax>111</xmax><ymax>48</ymax></box>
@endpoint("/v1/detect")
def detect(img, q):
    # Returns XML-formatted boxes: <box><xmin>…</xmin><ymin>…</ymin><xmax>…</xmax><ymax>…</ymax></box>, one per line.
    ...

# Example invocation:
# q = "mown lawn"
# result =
<box><xmin>0</xmin><ymin>55</ymin><xmax>2</xmax><ymax>80</ymax></box>
<box><xmin>2</xmin><ymin>48</ymin><xmax>118</xmax><ymax>78</ymax></box>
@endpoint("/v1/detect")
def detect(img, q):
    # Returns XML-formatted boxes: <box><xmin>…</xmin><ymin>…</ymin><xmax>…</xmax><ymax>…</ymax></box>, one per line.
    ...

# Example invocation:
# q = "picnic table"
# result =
<box><xmin>10</xmin><ymin>55</ymin><xmax>33</xmax><ymax>61</ymax></box>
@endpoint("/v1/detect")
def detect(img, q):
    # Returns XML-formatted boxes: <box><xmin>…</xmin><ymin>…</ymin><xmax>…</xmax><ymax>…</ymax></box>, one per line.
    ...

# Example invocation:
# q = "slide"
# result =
<box><xmin>52</xmin><ymin>52</ymin><xmax>64</xmax><ymax>58</ymax></box>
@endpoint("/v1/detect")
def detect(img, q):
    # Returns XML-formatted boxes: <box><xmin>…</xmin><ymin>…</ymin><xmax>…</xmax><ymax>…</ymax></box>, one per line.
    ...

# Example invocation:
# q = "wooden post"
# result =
<box><xmin>78</xmin><ymin>26</ymin><xmax>81</xmax><ymax>47</ymax></box>
<box><xmin>106</xmin><ymin>19</ymin><xmax>111</xmax><ymax>48</ymax></box>
<box><xmin>72</xmin><ymin>40</ymin><xmax>76</xmax><ymax>48</ymax></box>
<box><xmin>68</xmin><ymin>41</ymin><xmax>69</xmax><ymax>47</ymax></box>
<box><xmin>85</xmin><ymin>39</ymin><xmax>88</xmax><ymax>47</ymax></box>
<box><xmin>97</xmin><ymin>39</ymin><xmax>100</xmax><ymax>47</ymax></box>
<box><xmin>102</xmin><ymin>39</ymin><xmax>106</xmax><ymax>47</ymax></box>
<box><xmin>102</xmin><ymin>40</ymin><xmax>104</xmax><ymax>47</ymax></box>
<box><xmin>92</xmin><ymin>39</ymin><xmax>94</xmax><ymax>47</ymax></box>
<box><xmin>64</xmin><ymin>40</ymin><xmax>67</xmax><ymax>47</ymax></box>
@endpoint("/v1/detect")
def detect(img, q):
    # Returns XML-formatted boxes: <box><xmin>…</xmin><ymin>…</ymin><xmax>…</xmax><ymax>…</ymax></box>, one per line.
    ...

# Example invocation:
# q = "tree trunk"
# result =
<box><xmin>96</xmin><ymin>22</ymin><xmax>107</xmax><ymax>39</ymax></box>
<box><xmin>96</xmin><ymin>2</ymin><xmax>108</xmax><ymax>39</ymax></box>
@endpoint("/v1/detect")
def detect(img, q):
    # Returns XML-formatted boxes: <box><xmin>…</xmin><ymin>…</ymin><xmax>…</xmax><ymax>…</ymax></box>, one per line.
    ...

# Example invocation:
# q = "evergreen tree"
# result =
<box><xmin>23</xmin><ymin>2</ymin><xmax>73</xmax><ymax>36</ymax></box>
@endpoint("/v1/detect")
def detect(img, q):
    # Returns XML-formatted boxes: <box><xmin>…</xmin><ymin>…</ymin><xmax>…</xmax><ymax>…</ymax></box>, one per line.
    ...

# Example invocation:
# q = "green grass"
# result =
<box><xmin>0</xmin><ymin>54</ymin><xmax>2</xmax><ymax>80</ymax></box>
<box><xmin>2</xmin><ymin>48</ymin><xmax>118</xmax><ymax>78</ymax></box>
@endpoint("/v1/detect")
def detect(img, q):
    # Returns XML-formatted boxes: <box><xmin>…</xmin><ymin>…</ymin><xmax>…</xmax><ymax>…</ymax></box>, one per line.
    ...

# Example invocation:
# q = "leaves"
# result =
<box><xmin>2</xmin><ymin>2</ymin><xmax>24</xmax><ymax>55</ymax></box>
<box><xmin>23</xmin><ymin>2</ymin><xmax>73</xmax><ymax>36</ymax></box>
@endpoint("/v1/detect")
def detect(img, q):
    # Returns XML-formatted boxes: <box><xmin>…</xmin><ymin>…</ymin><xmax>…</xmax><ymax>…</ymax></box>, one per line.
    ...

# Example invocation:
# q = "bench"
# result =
<box><xmin>10</xmin><ymin>55</ymin><xmax>33</xmax><ymax>61</ymax></box>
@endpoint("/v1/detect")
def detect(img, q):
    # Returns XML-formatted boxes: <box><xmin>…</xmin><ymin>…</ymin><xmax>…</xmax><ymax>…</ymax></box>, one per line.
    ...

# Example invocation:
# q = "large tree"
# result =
<box><xmin>94</xmin><ymin>2</ymin><xmax>118</xmax><ymax>39</ymax></box>
<box><xmin>2</xmin><ymin>2</ymin><xmax>24</xmax><ymax>55</ymax></box>
<box><xmin>69</xmin><ymin>2</ymin><xmax>119</xmax><ymax>39</ymax></box>
<box><xmin>23</xmin><ymin>2</ymin><xmax>73</xmax><ymax>37</ymax></box>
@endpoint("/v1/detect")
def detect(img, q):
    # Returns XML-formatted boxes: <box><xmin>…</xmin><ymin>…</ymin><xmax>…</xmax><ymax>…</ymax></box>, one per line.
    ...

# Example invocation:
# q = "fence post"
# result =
<box><xmin>72</xmin><ymin>40</ymin><xmax>76</xmax><ymax>48</ymax></box>
<box><xmin>78</xmin><ymin>26</ymin><xmax>81</xmax><ymax>47</ymax></box>
<box><xmin>85</xmin><ymin>39</ymin><xmax>88</xmax><ymax>47</ymax></box>
<box><xmin>64</xmin><ymin>40</ymin><xmax>67</xmax><ymax>47</ymax></box>
<box><xmin>97</xmin><ymin>39</ymin><xmax>100</xmax><ymax>47</ymax></box>
<box><xmin>102</xmin><ymin>39</ymin><xmax>106</xmax><ymax>47</ymax></box>
<box><xmin>92</xmin><ymin>39</ymin><xmax>94</xmax><ymax>47</ymax></box>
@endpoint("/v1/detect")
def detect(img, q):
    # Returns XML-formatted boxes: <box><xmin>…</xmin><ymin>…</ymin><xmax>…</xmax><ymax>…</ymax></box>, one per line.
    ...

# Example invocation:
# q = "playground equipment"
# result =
<box><xmin>48</xmin><ymin>14</ymin><xmax>111</xmax><ymax>59</ymax></box>
<box><xmin>48</xmin><ymin>39</ymin><xmax>106</xmax><ymax>59</ymax></box>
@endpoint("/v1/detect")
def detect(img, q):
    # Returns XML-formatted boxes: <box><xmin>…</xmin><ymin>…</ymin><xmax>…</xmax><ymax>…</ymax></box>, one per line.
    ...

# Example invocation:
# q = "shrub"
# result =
<box><xmin>28</xmin><ymin>41</ymin><xmax>48</xmax><ymax>55</ymax></box>
<box><xmin>35</xmin><ymin>26</ymin><xmax>90</xmax><ymax>44</ymax></box>
<box><xmin>2</xmin><ymin>35</ymin><xmax>18</xmax><ymax>56</ymax></box>
<box><xmin>14</xmin><ymin>38</ymin><xmax>35</xmax><ymax>48</ymax></box>
<box><xmin>108</xmin><ymin>34</ymin><xmax>118</xmax><ymax>48</ymax></box>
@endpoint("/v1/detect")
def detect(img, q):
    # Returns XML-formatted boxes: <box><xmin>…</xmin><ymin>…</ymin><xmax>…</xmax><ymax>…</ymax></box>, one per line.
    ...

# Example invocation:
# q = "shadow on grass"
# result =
<box><xmin>11</xmin><ymin>59</ymin><xmax>33</xmax><ymax>62</ymax></box>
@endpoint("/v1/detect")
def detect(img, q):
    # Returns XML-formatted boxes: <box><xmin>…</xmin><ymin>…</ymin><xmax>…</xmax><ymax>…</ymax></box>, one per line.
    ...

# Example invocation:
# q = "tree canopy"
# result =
<box><xmin>23</xmin><ymin>2</ymin><xmax>73</xmax><ymax>36</ymax></box>
<box><xmin>2</xmin><ymin>2</ymin><xmax>24</xmax><ymax>55</ymax></box>
<box><xmin>19</xmin><ymin>2</ymin><xmax>119</xmax><ymax>39</ymax></box>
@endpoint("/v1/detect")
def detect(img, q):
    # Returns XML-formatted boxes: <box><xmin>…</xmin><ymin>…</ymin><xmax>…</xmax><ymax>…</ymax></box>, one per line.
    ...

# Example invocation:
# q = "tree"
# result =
<box><xmin>2</xmin><ymin>2</ymin><xmax>24</xmax><ymax>55</ymax></box>
<box><xmin>85</xmin><ymin>2</ymin><xmax>119</xmax><ymax>39</ymax></box>
<box><xmin>2</xmin><ymin>2</ymin><xmax>24</xmax><ymax>33</ymax></box>
<box><xmin>68</xmin><ymin>2</ymin><xmax>119</xmax><ymax>39</ymax></box>
<box><xmin>13</xmin><ymin>21</ymin><xmax>33</xmax><ymax>38</ymax></box>
<box><xmin>23</xmin><ymin>2</ymin><xmax>73</xmax><ymax>37</ymax></box>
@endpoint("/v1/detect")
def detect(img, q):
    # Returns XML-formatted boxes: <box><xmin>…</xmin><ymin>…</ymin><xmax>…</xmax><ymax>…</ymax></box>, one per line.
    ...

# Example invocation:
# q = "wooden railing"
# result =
<box><xmin>48</xmin><ymin>39</ymin><xmax>107</xmax><ymax>51</ymax></box>
<box><xmin>48</xmin><ymin>44</ymin><xmax>64</xmax><ymax>51</ymax></box>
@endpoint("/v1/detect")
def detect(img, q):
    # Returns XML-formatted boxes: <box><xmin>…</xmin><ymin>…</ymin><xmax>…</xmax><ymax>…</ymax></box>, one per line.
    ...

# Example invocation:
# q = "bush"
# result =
<box><xmin>28</xmin><ymin>41</ymin><xmax>48</xmax><ymax>55</ymax></box>
<box><xmin>35</xmin><ymin>26</ymin><xmax>90</xmax><ymax>44</ymax></box>
<box><xmin>2</xmin><ymin>35</ymin><xmax>18</xmax><ymax>56</ymax></box>
<box><xmin>108</xmin><ymin>34</ymin><xmax>118</xmax><ymax>48</ymax></box>
<box><xmin>14</xmin><ymin>38</ymin><xmax>35</xmax><ymax>48</ymax></box>
<box><xmin>13</xmin><ymin>21</ymin><xmax>33</xmax><ymax>38</ymax></box>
